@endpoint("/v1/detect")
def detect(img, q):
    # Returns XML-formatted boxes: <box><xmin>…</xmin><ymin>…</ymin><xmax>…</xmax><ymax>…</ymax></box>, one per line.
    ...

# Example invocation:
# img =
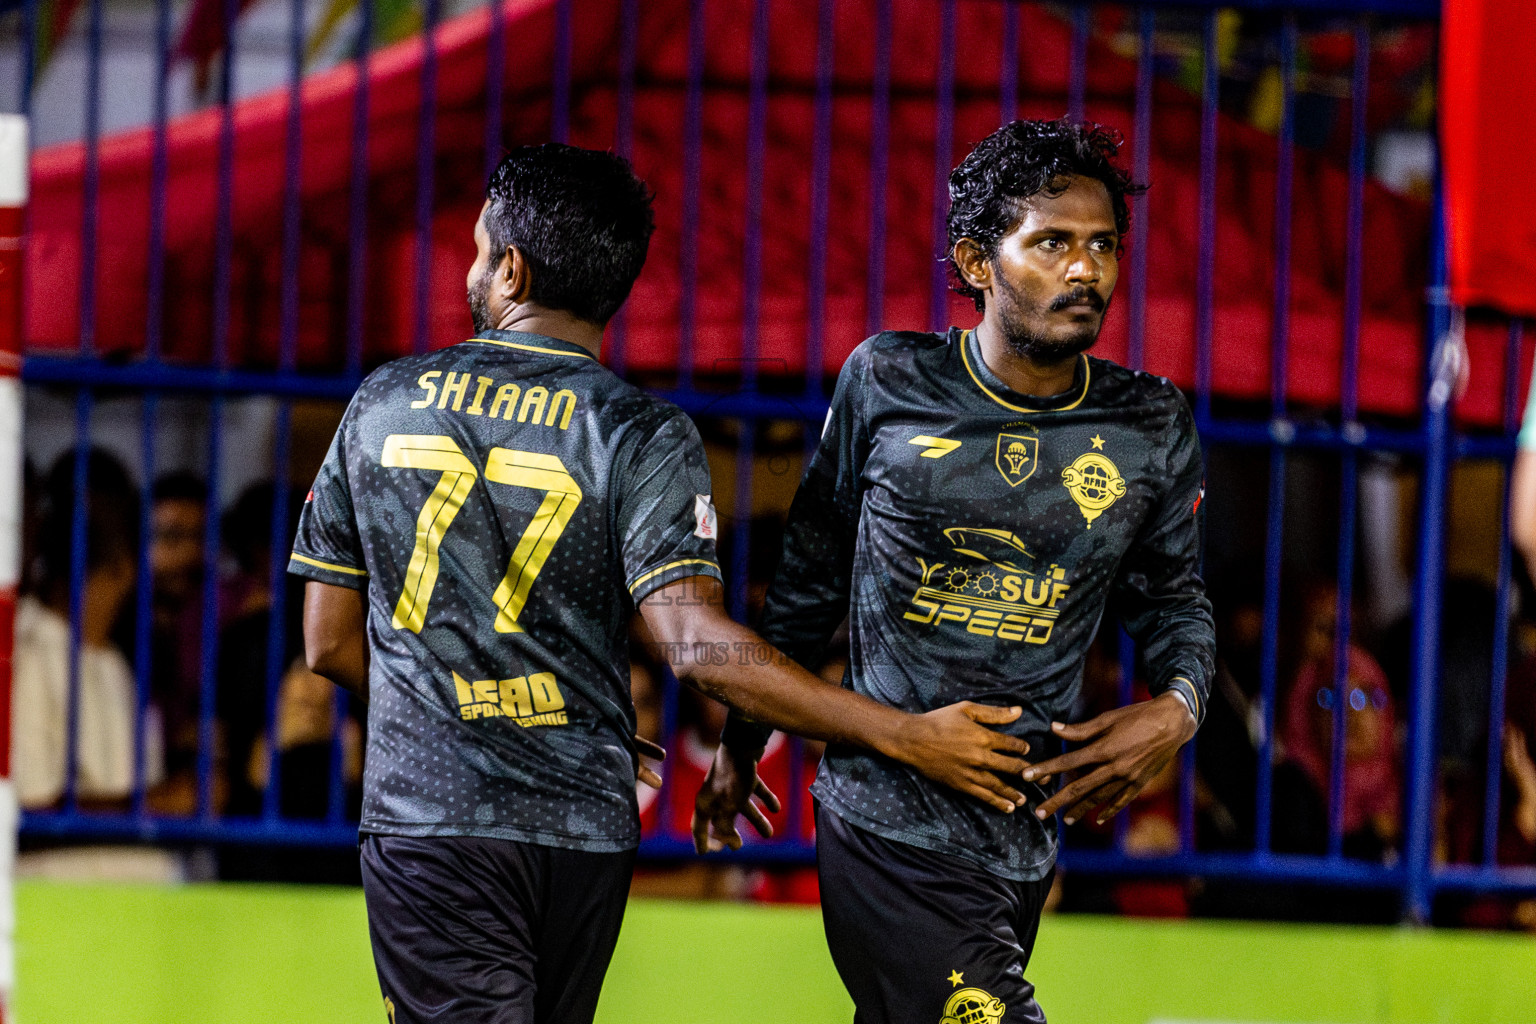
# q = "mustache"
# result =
<box><xmin>1049</xmin><ymin>288</ymin><xmax>1105</xmax><ymax>312</ymax></box>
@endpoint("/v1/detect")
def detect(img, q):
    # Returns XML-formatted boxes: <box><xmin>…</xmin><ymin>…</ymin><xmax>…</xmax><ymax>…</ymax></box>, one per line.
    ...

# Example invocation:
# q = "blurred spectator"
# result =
<box><xmin>1277</xmin><ymin>648</ymin><xmax>1401</xmax><ymax>861</ymax></box>
<box><xmin>13</xmin><ymin>449</ymin><xmax>160</xmax><ymax>809</ymax></box>
<box><xmin>1060</xmin><ymin>632</ymin><xmax>1191</xmax><ymax>918</ymax></box>
<box><xmin>148</xmin><ymin>471</ymin><xmax>208</xmax><ymax>777</ymax></box>
<box><xmin>243</xmin><ymin>659</ymin><xmax>363</xmax><ymax>819</ymax></box>
<box><xmin>216</xmin><ymin>483</ymin><xmax>327</xmax><ymax>817</ymax></box>
<box><xmin>1443</xmin><ymin>655</ymin><xmax>1536</xmax><ymax>929</ymax></box>
<box><xmin>218</xmin><ymin>655</ymin><xmax>363</xmax><ymax>884</ymax></box>
<box><xmin>1193</xmin><ymin>590</ymin><xmax>1265</xmax><ymax>851</ymax></box>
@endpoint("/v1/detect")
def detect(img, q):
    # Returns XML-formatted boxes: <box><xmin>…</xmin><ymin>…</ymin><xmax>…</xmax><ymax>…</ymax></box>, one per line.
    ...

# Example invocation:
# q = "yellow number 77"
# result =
<box><xmin>380</xmin><ymin>434</ymin><xmax>583</xmax><ymax>634</ymax></box>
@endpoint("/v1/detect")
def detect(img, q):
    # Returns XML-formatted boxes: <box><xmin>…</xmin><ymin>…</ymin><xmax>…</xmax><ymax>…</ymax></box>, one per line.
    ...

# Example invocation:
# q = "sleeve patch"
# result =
<box><xmin>693</xmin><ymin>494</ymin><xmax>718</xmax><ymax>540</ymax></box>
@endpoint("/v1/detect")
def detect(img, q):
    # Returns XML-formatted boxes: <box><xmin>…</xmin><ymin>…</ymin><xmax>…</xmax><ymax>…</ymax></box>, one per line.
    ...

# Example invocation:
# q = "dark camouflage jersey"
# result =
<box><xmin>289</xmin><ymin>330</ymin><xmax>720</xmax><ymax>852</ymax></box>
<box><xmin>748</xmin><ymin>327</ymin><xmax>1215</xmax><ymax>881</ymax></box>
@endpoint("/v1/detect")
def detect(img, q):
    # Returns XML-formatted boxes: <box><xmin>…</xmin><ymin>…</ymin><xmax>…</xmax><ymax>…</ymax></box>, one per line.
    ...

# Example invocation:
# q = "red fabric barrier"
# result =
<box><xmin>26</xmin><ymin>0</ymin><xmax>1512</xmax><ymax>426</ymax></box>
<box><xmin>1442</xmin><ymin>0</ymin><xmax>1536</xmax><ymax>321</ymax></box>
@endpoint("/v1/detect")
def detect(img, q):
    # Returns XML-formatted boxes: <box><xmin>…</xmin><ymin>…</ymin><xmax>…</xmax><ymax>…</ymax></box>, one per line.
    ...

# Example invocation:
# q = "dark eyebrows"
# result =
<box><xmin>1020</xmin><ymin>224</ymin><xmax>1120</xmax><ymax>243</ymax></box>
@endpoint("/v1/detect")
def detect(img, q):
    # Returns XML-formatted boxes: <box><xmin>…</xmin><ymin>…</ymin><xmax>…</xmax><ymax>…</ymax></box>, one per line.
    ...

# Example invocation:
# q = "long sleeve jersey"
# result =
<box><xmin>744</xmin><ymin>327</ymin><xmax>1215</xmax><ymax>881</ymax></box>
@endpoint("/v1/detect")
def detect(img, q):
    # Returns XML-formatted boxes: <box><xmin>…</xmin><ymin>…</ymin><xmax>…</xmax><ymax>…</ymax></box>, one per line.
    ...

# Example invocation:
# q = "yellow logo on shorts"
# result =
<box><xmin>941</xmin><ymin>986</ymin><xmax>1006</xmax><ymax>1024</ymax></box>
<box><xmin>1061</xmin><ymin>450</ymin><xmax>1126</xmax><ymax>528</ymax></box>
<box><xmin>384</xmin><ymin>995</ymin><xmax>397</xmax><ymax>1023</ymax></box>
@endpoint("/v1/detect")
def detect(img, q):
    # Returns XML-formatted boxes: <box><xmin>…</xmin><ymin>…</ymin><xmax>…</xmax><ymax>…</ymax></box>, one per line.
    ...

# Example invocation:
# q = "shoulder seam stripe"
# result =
<box><xmin>290</xmin><ymin>552</ymin><xmax>370</xmax><ymax>577</ymax></box>
<box><xmin>627</xmin><ymin>558</ymin><xmax>720</xmax><ymax>594</ymax></box>
<box><xmin>468</xmin><ymin>338</ymin><xmax>593</xmax><ymax>360</ymax></box>
<box><xmin>959</xmin><ymin>330</ymin><xmax>1090</xmax><ymax>413</ymax></box>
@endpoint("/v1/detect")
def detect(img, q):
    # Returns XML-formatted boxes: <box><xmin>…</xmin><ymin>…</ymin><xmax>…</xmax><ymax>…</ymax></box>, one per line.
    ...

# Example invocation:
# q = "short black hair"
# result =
<box><xmin>946</xmin><ymin>118</ymin><xmax>1146</xmax><ymax>311</ymax></box>
<box><xmin>40</xmin><ymin>448</ymin><xmax>140</xmax><ymax>583</ymax></box>
<box><xmin>152</xmin><ymin>470</ymin><xmax>207</xmax><ymax>505</ymax></box>
<box><xmin>483</xmin><ymin>144</ymin><xmax>655</xmax><ymax>325</ymax></box>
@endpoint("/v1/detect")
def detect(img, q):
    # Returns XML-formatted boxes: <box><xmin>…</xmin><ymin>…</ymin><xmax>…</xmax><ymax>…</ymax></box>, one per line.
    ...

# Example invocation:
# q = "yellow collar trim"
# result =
<box><xmin>959</xmin><ymin>330</ymin><xmax>1090</xmax><ymax>413</ymax></box>
<box><xmin>468</xmin><ymin>337</ymin><xmax>594</xmax><ymax>360</ymax></box>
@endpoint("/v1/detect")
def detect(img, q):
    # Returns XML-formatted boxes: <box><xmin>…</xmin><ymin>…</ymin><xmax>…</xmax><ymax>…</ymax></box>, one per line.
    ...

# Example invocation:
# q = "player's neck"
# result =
<box><xmin>973</xmin><ymin>321</ymin><xmax>1080</xmax><ymax>398</ymax></box>
<box><xmin>489</xmin><ymin>305</ymin><xmax>606</xmax><ymax>359</ymax></box>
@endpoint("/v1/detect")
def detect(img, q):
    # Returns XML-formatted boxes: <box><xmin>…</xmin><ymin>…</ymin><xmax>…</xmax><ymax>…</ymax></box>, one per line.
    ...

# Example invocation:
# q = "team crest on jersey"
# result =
<box><xmin>1061</xmin><ymin>451</ymin><xmax>1126</xmax><ymax>528</ymax></box>
<box><xmin>994</xmin><ymin>432</ymin><xmax>1039</xmax><ymax>487</ymax></box>
<box><xmin>941</xmin><ymin>986</ymin><xmax>1006</xmax><ymax>1024</ymax></box>
<box><xmin>694</xmin><ymin>495</ymin><xmax>718</xmax><ymax>539</ymax></box>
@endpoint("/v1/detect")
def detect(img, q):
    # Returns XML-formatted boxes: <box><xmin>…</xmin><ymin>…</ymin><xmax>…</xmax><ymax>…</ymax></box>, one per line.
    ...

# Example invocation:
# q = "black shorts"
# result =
<box><xmin>360</xmin><ymin>834</ymin><xmax>636</xmax><ymax>1024</ymax></box>
<box><xmin>816</xmin><ymin>807</ymin><xmax>1053</xmax><ymax>1024</ymax></box>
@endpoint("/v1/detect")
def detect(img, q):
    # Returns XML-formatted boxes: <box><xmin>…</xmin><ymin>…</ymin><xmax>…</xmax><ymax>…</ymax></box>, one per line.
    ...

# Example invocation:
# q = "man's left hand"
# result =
<box><xmin>1024</xmin><ymin>692</ymin><xmax>1196</xmax><ymax>826</ymax></box>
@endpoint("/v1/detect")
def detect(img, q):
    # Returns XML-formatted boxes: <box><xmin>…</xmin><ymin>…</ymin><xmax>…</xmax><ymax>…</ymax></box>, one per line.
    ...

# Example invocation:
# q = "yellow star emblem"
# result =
<box><xmin>1090</xmin><ymin>434</ymin><xmax>1105</xmax><ymax>450</ymax></box>
<box><xmin>948</xmin><ymin>969</ymin><xmax>964</xmax><ymax>987</ymax></box>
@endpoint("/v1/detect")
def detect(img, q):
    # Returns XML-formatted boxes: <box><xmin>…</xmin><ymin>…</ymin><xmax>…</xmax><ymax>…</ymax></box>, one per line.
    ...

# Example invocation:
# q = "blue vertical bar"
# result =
<box><xmin>1118</xmin><ymin>8</ymin><xmax>1155</xmax><ymax>853</ymax></box>
<box><xmin>551</xmin><ymin>0</ymin><xmax>573</xmax><ymax>144</ymax></box>
<box><xmin>327</xmin><ymin>688</ymin><xmax>348</xmax><ymax>822</ymax></box>
<box><xmin>1194</xmin><ymin>8</ymin><xmax>1218</xmax><ymax>420</ymax></box>
<box><xmin>79</xmin><ymin>0</ymin><xmax>103</xmax><ymax>355</ymax></box>
<box><xmin>1330</xmin><ymin>17</ymin><xmax>1370</xmax><ymax>861</ymax></box>
<box><xmin>263</xmin><ymin>0</ymin><xmax>304</xmax><ymax>820</ymax></box>
<box><xmin>1179</xmin><ymin>739</ymin><xmax>1196</xmax><ymax>853</ymax></box>
<box><xmin>929</xmin><ymin>0</ymin><xmax>956</xmax><ymax>333</ymax></box>
<box><xmin>20</xmin><ymin>0</ymin><xmax>35</xmax><ymax>120</ymax></box>
<box><xmin>608</xmin><ymin>0</ymin><xmax>639</xmax><ymax>376</ymax></box>
<box><xmin>61</xmin><ymin>393</ymin><xmax>94</xmax><ymax>811</ymax></box>
<box><xmin>412</xmin><ymin>0</ymin><xmax>442</xmax><ymax>356</ymax></box>
<box><xmin>484</xmin><ymin>0</ymin><xmax>506</xmax><ymax>185</ymax></box>
<box><xmin>677</xmin><ymin>0</ymin><xmax>706</xmax><ymax>389</ymax></box>
<box><xmin>1114</xmin><ymin>626</ymin><xmax>1134</xmax><ymax>850</ymax></box>
<box><xmin>135</xmin><ymin>0</ymin><xmax>174</xmax><ymax>819</ymax></box>
<box><xmin>656</xmin><ymin>665</ymin><xmax>683</xmax><ymax>841</ymax></box>
<box><xmin>999</xmin><ymin>0</ymin><xmax>1018</xmax><ymax>127</ymax></box>
<box><xmin>345</xmin><ymin>0</ymin><xmax>373</xmax><ymax>378</ymax></box>
<box><xmin>263</xmin><ymin>413</ymin><xmax>293</xmax><ymax>820</ymax></box>
<box><xmin>211</xmin><ymin>0</ymin><xmax>238</xmax><ymax>370</ymax></box>
<box><xmin>194</xmin><ymin>0</ymin><xmax>239</xmax><ymax>818</ymax></box>
<box><xmin>803</xmin><ymin>0</ymin><xmax>834</xmax><ymax>396</ymax></box>
<box><xmin>732</xmin><ymin>0</ymin><xmax>769</xmax><ymax>624</ymax></box>
<box><xmin>279</xmin><ymin>0</ymin><xmax>304</xmax><ymax>375</ymax></box>
<box><xmin>145</xmin><ymin>0</ymin><xmax>172</xmax><ymax>362</ymax></box>
<box><xmin>196</xmin><ymin>400</ymin><xmax>224</xmax><ymax>819</ymax></box>
<box><xmin>1253</xmin><ymin>19</ymin><xmax>1296</xmax><ymax>859</ymax></box>
<box><xmin>1483</xmin><ymin>318</ymin><xmax>1524</xmax><ymax>865</ymax></box>
<box><xmin>131</xmin><ymin>395</ymin><xmax>157</xmax><ymax>815</ymax></box>
<box><xmin>730</xmin><ymin>422</ymin><xmax>755</xmax><ymax>623</ymax></box>
<box><xmin>1127</xmin><ymin>5</ymin><xmax>1153</xmax><ymax>372</ymax></box>
<box><xmin>1068</xmin><ymin>4</ymin><xmax>1088</xmax><ymax>122</ymax></box>
<box><xmin>1340</xmin><ymin>18</ymin><xmax>1369</xmax><ymax>424</ymax></box>
<box><xmin>864</xmin><ymin>0</ymin><xmax>892</xmax><ymax>337</ymax></box>
<box><xmin>741</xmin><ymin>0</ymin><xmax>769</xmax><ymax>386</ymax></box>
<box><xmin>344</xmin><ymin>0</ymin><xmax>373</xmax><ymax>377</ymax></box>
<box><xmin>1404</xmin><ymin>187</ymin><xmax>1454</xmax><ymax>922</ymax></box>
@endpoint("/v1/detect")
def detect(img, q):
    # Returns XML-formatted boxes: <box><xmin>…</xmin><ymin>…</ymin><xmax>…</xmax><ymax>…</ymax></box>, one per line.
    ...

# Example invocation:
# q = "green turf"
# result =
<box><xmin>17</xmin><ymin>881</ymin><xmax>1536</xmax><ymax>1023</ymax></box>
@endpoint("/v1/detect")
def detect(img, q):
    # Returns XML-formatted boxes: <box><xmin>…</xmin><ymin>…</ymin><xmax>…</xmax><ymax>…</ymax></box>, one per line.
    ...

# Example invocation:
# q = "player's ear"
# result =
<box><xmin>501</xmin><ymin>244</ymin><xmax>535</xmax><ymax>306</ymax></box>
<box><xmin>952</xmin><ymin>238</ymin><xmax>991</xmax><ymax>293</ymax></box>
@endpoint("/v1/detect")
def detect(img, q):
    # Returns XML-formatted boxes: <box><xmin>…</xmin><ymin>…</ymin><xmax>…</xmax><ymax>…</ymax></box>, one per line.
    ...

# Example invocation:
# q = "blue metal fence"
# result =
<box><xmin>14</xmin><ymin>0</ymin><xmax>1536</xmax><ymax>923</ymax></box>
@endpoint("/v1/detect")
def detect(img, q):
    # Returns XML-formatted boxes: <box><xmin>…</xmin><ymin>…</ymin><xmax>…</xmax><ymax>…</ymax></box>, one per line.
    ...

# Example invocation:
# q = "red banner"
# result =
<box><xmin>1441</xmin><ymin>0</ymin><xmax>1536</xmax><ymax>318</ymax></box>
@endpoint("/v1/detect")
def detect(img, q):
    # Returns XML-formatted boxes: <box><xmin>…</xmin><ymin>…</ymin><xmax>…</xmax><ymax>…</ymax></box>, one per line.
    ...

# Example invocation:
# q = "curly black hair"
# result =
<box><xmin>946</xmin><ymin>119</ymin><xmax>1145</xmax><ymax>312</ymax></box>
<box><xmin>483</xmin><ymin>144</ymin><xmax>655</xmax><ymax>325</ymax></box>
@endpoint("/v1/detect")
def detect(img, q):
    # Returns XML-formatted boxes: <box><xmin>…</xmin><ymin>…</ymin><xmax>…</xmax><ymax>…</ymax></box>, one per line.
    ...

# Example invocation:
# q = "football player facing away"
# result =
<box><xmin>698</xmin><ymin>120</ymin><xmax>1217</xmax><ymax>1023</ymax></box>
<box><xmin>291</xmin><ymin>144</ymin><xmax>1038</xmax><ymax>1024</ymax></box>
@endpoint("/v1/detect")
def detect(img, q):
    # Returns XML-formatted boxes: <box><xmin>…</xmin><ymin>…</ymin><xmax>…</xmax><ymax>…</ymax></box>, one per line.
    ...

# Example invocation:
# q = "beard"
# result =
<box><xmin>467</xmin><ymin>260</ymin><xmax>497</xmax><ymax>334</ymax></box>
<box><xmin>993</xmin><ymin>276</ymin><xmax>1105</xmax><ymax>363</ymax></box>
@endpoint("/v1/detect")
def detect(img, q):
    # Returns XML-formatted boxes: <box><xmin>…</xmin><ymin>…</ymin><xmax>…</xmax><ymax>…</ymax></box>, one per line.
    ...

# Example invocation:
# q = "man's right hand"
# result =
<box><xmin>884</xmin><ymin>702</ymin><xmax>1032</xmax><ymax>814</ymax></box>
<box><xmin>692</xmin><ymin>742</ymin><xmax>783</xmax><ymax>854</ymax></box>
